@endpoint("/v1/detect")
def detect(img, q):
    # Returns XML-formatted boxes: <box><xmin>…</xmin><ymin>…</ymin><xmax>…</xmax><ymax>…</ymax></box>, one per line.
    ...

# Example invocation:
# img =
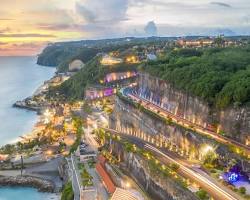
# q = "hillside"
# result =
<box><xmin>141</xmin><ymin>46</ymin><xmax>250</xmax><ymax>108</ymax></box>
<box><xmin>51</xmin><ymin>57</ymin><xmax>139</xmax><ymax>100</ymax></box>
<box><xmin>37</xmin><ymin>37</ymin><xmax>172</xmax><ymax>72</ymax></box>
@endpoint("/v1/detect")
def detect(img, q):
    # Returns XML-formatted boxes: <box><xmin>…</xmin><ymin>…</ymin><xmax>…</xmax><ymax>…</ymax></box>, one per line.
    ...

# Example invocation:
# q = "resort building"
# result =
<box><xmin>100</xmin><ymin>55</ymin><xmax>123</xmax><ymax>66</ymax></box>
<box><xmin>102</xmin><ymin>71</ymin><xmax>138</xmax><ymax>83</ymax></box>
<box><xmin>177</xmin><ymin>38</ymin><xmax>214</xmax><ymax>47</ymax></box>
<box><xmin>85</xmin><ymin>86</ymin><xmax>116</xmax><ymax>100</ymax></box>
<box><xmin>69</xmin><ymin>59</ymin><xmax>84</xmax><ymax>72</ymax></box>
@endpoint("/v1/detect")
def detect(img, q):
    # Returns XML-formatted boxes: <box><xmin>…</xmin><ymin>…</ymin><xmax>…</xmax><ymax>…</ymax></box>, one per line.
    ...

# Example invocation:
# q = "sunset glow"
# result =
<box><xmin>1</xmin><ymin>0</ymin><xmax>250</xmax><ymax>55</ymax></box>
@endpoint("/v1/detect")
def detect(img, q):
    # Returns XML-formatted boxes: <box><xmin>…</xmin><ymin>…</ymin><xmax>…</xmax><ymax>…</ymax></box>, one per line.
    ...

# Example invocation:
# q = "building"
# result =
<box><xmin>85</xmin><ymin>86</ymin><xmax>116</xmax><ymax>100</ymax></box>
<box><xmin>111</xmin><ymin>188</ymin><xmax>141</xmax><ymax>200</ymax></box>
<box><xmin>177</xmin><ymin>38</ymin><xmax>214</xmax><ymax>47</ymax></box>
<box><xmin>69</xmin><ymin>59</ymin><xmax>84</xmax><ymax>72</ymax></box>
<box><xmin>103</xmin><ymin>71</ymin><xmax>138</xmax><ymax>83</ymax></box>
<box><xmin>146</xmin><ymin>53</ymin><xmax>157</xmax><ymax>61</ymax></box>
<box><xmin>96</xmin><ymin>155</ymin><xmax>116</xmax><ymax>194</ymax></box>
<box><xmin>100</xmin><ymin>55</ymin><xmax>123</xmax><ymax>66</ymax></box>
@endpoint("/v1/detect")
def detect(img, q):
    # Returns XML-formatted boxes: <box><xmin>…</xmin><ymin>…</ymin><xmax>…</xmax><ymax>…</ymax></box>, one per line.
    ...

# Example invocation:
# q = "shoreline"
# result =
<box><xmin>0</xmin><ymin>68</ymin><xmax>62</xmax><ymax>194</ymax></box>
<box><xmin>10</xmin><ymin>75</ymin><xmax>58</xmax><ymax>145</ymax></box>
<box><xmin>0</xmin><ymin>175</ymin><xmax>55</xmax><ymax>193</ymax></box>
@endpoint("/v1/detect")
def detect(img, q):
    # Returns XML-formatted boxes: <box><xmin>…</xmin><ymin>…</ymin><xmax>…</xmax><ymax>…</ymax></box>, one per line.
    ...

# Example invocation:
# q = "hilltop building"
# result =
<box><xmin>69</xmin><ymin>59</ymin><xmax>84</xmax><ymax>72</ymax></box>
<box><xmin>100</xmin><ymin>55</ymin><xmax>123</xmax><ymax>66</ymax></box>
<box><xmin>177</xmin><ymin>38</ymin><xmax>214</xmax><ymax>47</ymax></box>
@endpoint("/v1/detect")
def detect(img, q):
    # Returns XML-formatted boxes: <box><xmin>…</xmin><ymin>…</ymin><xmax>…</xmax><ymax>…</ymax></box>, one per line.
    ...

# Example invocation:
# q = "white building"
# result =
<box><xmin>146</xmin><ymin>53</ymin><xmax>157</xmax><ymax>61</ymax></box>
<box><xmin>69</xmin><ymin>59</ymin><xmax>84</xmax><ymax>72</ymax></box>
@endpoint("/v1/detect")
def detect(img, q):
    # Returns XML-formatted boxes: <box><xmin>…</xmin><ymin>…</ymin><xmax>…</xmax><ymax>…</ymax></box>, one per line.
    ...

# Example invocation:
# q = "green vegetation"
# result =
<box><xmin>61</xmin><ymin>181</ymin><xmax>74</xmax><ymax>200</ymax></box>
<box><xmin>78</xmin><ymin>163</ymin><xmax>93</xmax><ymax>187</ymax></box>
<box><xmin>38</xmin><ymin>37</ymin><xmax>171</xmax><ymax>70</ymax></box>
<box><xmin>196</xmin><ymin>189</ymin><xmax>209</xmax><ymax>200</ymax></box>
<box><xmin>239</xmin><ymin>187</ymin><xmax>246</xmax><ymax>195</ymax></box>
<box><xmin>0</xmin><ymin>137</ymin><xmax>48</xmax><ymax>155</ymax></box>
<box><xmin>50</xmin><ymin>57</ymin><xmax>138</xmax><ymax>100</ymax></box>
<box><xmin>70</xmin><ymin>116</ymin><xmax>84</xmax><ymax>153</ymax></box>
<box><xmin>141</xmin><ymin>46</ymin><xmax>250</xmax><ymax>108</ymax></box>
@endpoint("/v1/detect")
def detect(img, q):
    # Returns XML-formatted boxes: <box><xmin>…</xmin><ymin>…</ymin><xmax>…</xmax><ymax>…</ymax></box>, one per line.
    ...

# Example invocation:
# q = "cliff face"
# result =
<box><xmin>110</xmin><ymin>98</ymin><xmax>243</xmax><ymax>162</ymax></box>
<box><xmin>110</xmin><ymin>140</ymin><xmax>198</xmax><ymax>200</ymax></box>
<box><xmin>137</xmin><ymin>73</ymin><xmax>250</xmax><ymax>145</ymax></box>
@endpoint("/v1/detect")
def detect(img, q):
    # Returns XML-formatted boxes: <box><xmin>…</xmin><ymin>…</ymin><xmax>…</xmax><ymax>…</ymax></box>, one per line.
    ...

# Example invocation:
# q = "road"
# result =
<box><xmin>121</xmin><ymin>87</ymin><xmax>250</xmax><ymax>155</ymax></box>
<box><xmin>104</xmin><ymin>127</ymin><xmax>243</xmax><ymax>200</ymax></box>
<box><xmin>67</xmin><ymin>156</ymin><xmax>81</xmax><ymax>200</ymax></box>
<box><xmin>84</xmin><ymin>124</ymin><xmax>109</xmax><ymax>200</ymax></box>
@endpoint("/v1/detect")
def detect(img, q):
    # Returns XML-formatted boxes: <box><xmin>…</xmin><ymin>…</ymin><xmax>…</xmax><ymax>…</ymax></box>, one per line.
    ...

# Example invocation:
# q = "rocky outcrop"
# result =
<box><xmin>0</xmin><ymin>176</ymin><xmax>54</xmax><ymax>192</ymax></box>
<box><xmin>13</xmin><ymin>100</ymin><xmax>41</xmax><ymax>112</ymax></box>
<box><xmin>110</xmin><ymin>140</ymin><xmax>199</xmax><ymax>200</ymax></box>
<box><xmin>137</xmin><ymin>72</ymin><xmax>250</xmax><ymax>145</ymax></box>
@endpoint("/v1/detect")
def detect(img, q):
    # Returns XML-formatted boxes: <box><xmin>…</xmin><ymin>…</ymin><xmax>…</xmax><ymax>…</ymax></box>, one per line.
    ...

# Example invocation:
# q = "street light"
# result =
<box><xmin>202</xmin><ymin>145</ymin><xmax>214</xmax><ymax>155</ymax></box>
<box><xmin>93</xmin><ymin>123</ymin><xmax>97</xmax><ymax>130</ymax></box>
<box><xmin>200</xmin><ymin>144</ymin><xmax>217</xmax><ymax>162</ymax></box>
<box><xmin>125</xmin><ymin>181</ymin><xmax>131</xmax><ymax>189</ymax></box>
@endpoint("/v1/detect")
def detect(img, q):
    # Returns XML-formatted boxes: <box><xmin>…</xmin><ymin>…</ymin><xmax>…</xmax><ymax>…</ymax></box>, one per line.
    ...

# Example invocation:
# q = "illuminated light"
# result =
<box><xmin>228</xmin><ymin>173</ymin><xmax>239</xmax><ymax>183</ymax></box>
<box><xmin>93</xmin><ymin>123</ymin><xmax>97</xmax><ymax>130</ymax></box>
<box><xmin>46</xmin><ymin>150</ymin><xmax>53</xmax><ymax>156</ymax></box>
<box><xmin>201</xmin><ymin>144</ymin><xmax>214</xmax><ymax>156</ymax></box>
<box><xmin>125</xmin><ymin>182</ymin><xmax>131</xmax><ymax>188</ymax></box>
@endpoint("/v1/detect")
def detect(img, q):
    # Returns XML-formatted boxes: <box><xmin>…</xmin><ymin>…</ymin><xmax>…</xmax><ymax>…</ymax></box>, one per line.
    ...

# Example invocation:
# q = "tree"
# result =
<box><xmin>214</xmin><ymin>37</ymin><xmax>225</xmax><ymax>47</ymax></box>
<box><xmin>196</xmin><ymin>189</ymin><xmax>209</xmax><ymax>200</ymax></box>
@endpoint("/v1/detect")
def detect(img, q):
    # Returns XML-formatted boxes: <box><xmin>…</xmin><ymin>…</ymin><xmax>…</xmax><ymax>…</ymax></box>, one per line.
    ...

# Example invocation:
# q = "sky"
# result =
<box><xmin>0</xmin><ymin>0</ymin><xmax>250</xmax><ymax>56</ymax></box>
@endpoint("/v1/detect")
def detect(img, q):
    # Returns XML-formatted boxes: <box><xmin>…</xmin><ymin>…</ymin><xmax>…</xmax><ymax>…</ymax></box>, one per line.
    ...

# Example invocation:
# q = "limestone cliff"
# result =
<box><xmin>110</xmin><ymin>140</ymin><xmax>199</xmax><ymax>200</ymax></box>
<box><xmin>110</xmin><ymin>97</ymin><xmax>247</xmax><ymax>165</ymax></box>
<box><xmin>137</xmin><ymin>73</ymin><xmax>250</xmax><ymax>145</ymax></box>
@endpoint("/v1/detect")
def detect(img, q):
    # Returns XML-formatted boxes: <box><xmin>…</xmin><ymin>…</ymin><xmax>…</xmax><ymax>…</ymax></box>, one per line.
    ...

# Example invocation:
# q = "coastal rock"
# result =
<box><xmin>0</xmin><ymin>175</ymin><xmax>55</xmax><ymax>192</ymax></box>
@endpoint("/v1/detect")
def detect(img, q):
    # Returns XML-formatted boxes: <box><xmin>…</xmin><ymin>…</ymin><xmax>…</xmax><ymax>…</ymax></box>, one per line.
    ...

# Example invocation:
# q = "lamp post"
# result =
<box><xmin>21</xmin><ymin>155</ymin><xmax>24</xmax><ymax>176</ymax></box>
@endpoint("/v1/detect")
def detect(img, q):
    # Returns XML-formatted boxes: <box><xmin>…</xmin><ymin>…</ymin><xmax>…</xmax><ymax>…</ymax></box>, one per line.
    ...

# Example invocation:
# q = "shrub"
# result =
<box><xmin>61</xmin><ymin>181</ymin><xmax>74</xmax><ymax>200</ymax></box>
<box><xmin>239</xmin><ymin>187</ymin><xmax>246</xmax><ymax>195</ymax></box>
<box><xmin>196</xmin><ymin>189</ymin><xmax>209</xmax><ymax>200</ymax></box>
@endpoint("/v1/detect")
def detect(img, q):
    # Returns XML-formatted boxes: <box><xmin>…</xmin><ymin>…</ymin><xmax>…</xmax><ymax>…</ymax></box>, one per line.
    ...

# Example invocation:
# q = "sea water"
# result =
<box><xmin>0</xmin><ymin>56</ymin><xmax>55</xmax><ymax>146</ymax></box>
<box><xmin>0</xmin><ymin>57</ymin><xmax>57</xmax><ymax>199</ymax></box>
<box><xmin>0</xmin><ymin>187</ymin><xmax>58</xmax><ymax>200</ymax></box>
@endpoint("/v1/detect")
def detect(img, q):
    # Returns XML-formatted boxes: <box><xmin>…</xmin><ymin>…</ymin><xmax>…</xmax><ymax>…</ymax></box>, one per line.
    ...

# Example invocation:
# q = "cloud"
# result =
<box><xmin>0</xmin><ymin>41</ymin><xmax>48</xmax><ymax>56</ymax></box>
<box><xmin>0</xmin><ymin>18</ymin><xmax>14</xmax><ymax>21</ymax></box>
<box><xmin>242</xmin><ymin>15</ymin><xmax>250</xmax><ymax>25</ymax></box>
<box><xmin>37</xmin><ymin>23</ymin><xmax>71</xmax><ymax>31</ymax></box>
<box><xmin>75</xmin><ymin>2</ymin><xmax>96</xmax><ymax>23</ymax></box>
<box><xmin>11</xmin><ymin>42</ymin><xmax>48</xmax><ymax>48</ymax></box>
<box><xmin>0</xmin><ymin>27</ymin><xmax>11</xmax><ymax>33</ymax></box>
<box><xmin>75</xmin><ymin>0</ymin><xmax>129</xmax><ymax>23</ymax></box>
<box><xmin>144</xmin><ymin>21</ymin><xmax>157</xmax><ymax>36</ymax></box>
<box><xmin>0</xmin><ymin>33</ymin><xmax>56</xmax><ymax>38</ymax></box>
<box><xmin>210</xmin><ymin>2</ymin><xmax>231</xmax><ymax>8</ymax></box>
<box><xmin>0</xmin><ymin>42</ymin><xmax>7</xmax><ymax>45</ymax></box>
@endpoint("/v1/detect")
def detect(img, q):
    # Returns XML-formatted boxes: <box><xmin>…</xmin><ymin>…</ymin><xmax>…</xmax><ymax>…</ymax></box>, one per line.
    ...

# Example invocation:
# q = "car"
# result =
<box><xmin>80</xmin><ymin>144</ymin><xmax>87</xmax><ymax>148</ymax></box>
<box><xmin>80</xmin><ymin>146</ymin><xmax>86</xmax><ymax>150</ymax></box>
<box><xmin>191</xmin><ymin>164</ymin><xmax>201</xmax><ymax>168</ymax></box>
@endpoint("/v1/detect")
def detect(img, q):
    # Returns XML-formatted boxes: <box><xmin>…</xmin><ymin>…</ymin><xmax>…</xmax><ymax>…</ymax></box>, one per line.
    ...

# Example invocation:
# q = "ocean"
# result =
<box><xmin>0</xmin><ymin>57</ymin><xmax>56</xmax><ymax>199</ymax></box>
<box><xmin>0</xmin><ymin>56</ymin><xmax>56</xmax><ymax>146</ymax></box>
<box><xmin>0</xmin><ymin>187</ymin><xmax>58</xmax><ymax>200</ymax></box>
